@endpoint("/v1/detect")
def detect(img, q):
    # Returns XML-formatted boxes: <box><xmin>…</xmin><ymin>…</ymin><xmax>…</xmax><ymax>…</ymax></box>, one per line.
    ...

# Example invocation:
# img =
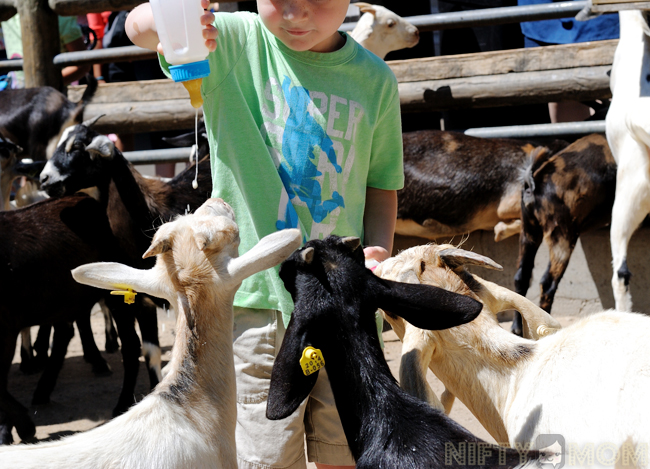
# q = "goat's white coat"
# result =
<box><xmin>376</xmin><ymin>245</ymin><xmax>650</xmax><ymax>467</ymax></box>
<box><xmin>0</xmin><ymin>198</ymin><xmax>301</xmax><ymax>469</ymax></box>
<box><xmin>349</xmin><ymin>3</ymin><xmax>419</xmax><ymax>59</ymax></box>
<box><xmin>606</xmin><ymin>10</ymin><xmax>650</xmax><ymax>312</ymax></box>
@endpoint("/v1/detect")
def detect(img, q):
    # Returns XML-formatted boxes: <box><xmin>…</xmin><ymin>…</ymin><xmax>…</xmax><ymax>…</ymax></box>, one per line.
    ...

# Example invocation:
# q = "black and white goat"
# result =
<box><xmin>0</xmin><ymin>198</ymin><xmax>302</xmax><ymax>468</ymax></box>
<box><xmin>39</xmin><ymin>119</ymin><xmax>212</xmax><ymax>389</ymax></box>
<box><xmin>267</xmin><ymin>235</ymin><xmax>541</xmax><ymax>468</ymax></box>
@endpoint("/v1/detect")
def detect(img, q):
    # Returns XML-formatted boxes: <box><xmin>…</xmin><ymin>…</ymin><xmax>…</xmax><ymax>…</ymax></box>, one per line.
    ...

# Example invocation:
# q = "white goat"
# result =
<box><xmin>0</xmin><ymin>198</ymin><xmax>301</xmax><ymax>468</ymax></box>
<box><xmin>606</xmin><ymin>10</ymin><xmax>650</xmax><ymax>312</ymax></box>
<box><xmin>376</xmin><ymin>245</ymin><xmax>650</xmax><ymax>465</ymax></box>
<box><xmin>349</xmin><ymin>3</ymin><xmax>420</xmax><ymax>59</ymax></box>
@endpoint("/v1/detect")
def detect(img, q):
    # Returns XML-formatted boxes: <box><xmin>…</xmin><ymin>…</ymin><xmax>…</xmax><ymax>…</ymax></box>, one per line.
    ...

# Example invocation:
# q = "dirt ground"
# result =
<box><xmin>8</xmin><ymin>303</ymin><xmax>576</xmax><ymax>464</ymax></box>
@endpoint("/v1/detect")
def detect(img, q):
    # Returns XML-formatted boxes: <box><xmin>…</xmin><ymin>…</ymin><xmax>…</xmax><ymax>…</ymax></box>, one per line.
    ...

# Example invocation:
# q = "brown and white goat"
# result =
<box><xmin>0</xmin><ymin>198</ymin><xmax>302</xmax><ymax>468</ymax></box>
<box><xmin>396</xmin><ymin>130</ymin><xmax>567</xmax><ymax>242</ymax></box>
<box><xmin>512</xmin><ymin>133</ymin><xmax>616</xmax><ymax>335</ymax></box>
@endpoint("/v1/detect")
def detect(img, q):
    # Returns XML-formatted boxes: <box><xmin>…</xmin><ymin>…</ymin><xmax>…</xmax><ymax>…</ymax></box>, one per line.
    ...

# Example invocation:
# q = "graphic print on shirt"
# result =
<box><xmin>261</xmin><ymin>76</ymin><xmax>365</xmax><ymax>240</ymax></box>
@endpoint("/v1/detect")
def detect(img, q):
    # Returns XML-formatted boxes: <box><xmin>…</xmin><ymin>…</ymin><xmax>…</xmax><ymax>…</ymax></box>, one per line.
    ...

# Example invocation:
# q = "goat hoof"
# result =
<box><xmin>14</xmin><ymin>419</ymin><xmax>36</xmax><ymax>441</ymax></box>
<box><xmin>510</xmin><ymin>324</ymin><xmax>523</xmax><ymax>337</ymax></box>
<box><xmin>92</xmin><ymin>361</ymin><xmax>113</xmax><ymax>376</ymax></box>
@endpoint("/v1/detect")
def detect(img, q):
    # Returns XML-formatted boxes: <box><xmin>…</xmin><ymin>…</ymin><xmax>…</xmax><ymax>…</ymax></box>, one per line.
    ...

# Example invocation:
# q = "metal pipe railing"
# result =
<box><xmin>123</xmin><ymin>147</ymin><xmax>192</xmax><ymax>165</ymax></box>
<box><xmin>1</xmin><ymin>1</ymin><xmax>600</xmax><ymax>74</ymax></box>
<box><xmin>464</xmin><ymin>120</ymin><xmax>606</xmax><ymax>139</ymax></box>
<box><xmin>340</xmin><ymin>1</ymin><xmax>590</xmax><ymax>33</ymax></box>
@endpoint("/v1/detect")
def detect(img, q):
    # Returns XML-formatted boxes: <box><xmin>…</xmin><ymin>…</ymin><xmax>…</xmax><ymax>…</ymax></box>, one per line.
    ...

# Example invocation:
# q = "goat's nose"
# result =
<box><xmin>40</xmin><ymin>173</ymin><xmax>49</xmax><ymax>185</ymax></box>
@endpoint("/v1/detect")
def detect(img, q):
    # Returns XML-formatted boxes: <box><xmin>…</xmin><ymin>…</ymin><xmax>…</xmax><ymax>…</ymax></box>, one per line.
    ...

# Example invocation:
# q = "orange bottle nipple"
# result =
<box><xmin>182</xmin><ymin>78</ymin><xmax>203</xmax><ymax>109</ymax></box>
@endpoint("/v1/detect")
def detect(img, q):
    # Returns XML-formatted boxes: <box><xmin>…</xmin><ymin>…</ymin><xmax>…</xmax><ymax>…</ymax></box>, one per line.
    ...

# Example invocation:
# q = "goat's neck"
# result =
<box><xmin>155</xmin><ymin>287</ymin><xmax>237</xmax><ymax>439</ymax></box>
<box><xmin>610</xmin><ymin>11</ymin><xmax>650</xmax><ymax>98</ymax></box>
<box><xmin>429</xmin><ymin>318</ymin><xmax>534</xmax><ymax>445</ymax></box>
<box><xmin>321</xmin><ymin>312</ymin><xmax>407</xmax><ymax>458</ymax></box>
<box><xmin>107</xmin><ymin>150</ymin><xmax>156</xmax><ymax>223</ymax></box>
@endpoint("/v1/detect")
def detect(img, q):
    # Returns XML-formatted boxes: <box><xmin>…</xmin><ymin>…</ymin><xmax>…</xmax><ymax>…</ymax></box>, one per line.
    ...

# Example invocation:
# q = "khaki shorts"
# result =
<box><xmin>233</xmin><ymin>307</ymin><xmax>355</xmax><ymax>469</ymax></box>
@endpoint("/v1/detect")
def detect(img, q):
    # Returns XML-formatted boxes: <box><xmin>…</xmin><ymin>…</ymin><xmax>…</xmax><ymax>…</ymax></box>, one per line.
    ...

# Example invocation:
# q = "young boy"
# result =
<box><xmin>126</xmin><ymin>1</ymin><xmax>403</xmax><ymax>467</ymax></box>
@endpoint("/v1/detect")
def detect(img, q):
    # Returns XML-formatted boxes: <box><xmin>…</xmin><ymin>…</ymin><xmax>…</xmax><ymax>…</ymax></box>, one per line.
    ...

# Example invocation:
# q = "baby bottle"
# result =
<box><xmin>150</xmin><ymin>0</ymin><xmax>211</xmax><ymax>108</ymax></box>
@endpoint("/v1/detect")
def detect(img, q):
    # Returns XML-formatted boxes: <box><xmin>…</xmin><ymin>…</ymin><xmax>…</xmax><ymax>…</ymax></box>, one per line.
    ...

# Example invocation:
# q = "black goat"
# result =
<box><xmin>0</xmin><ymin>194</ymin><xmax>150</xmax><ymax>444</ymax></box>
<box><xmin>0</xmin><ymin>76</ymin><xmax>97</xmax><ymax>162</ymax></box>
<box><xmin>267</xmin><ymin>235</ymin><xmax>541</xmax><ymax>468</ymax></box>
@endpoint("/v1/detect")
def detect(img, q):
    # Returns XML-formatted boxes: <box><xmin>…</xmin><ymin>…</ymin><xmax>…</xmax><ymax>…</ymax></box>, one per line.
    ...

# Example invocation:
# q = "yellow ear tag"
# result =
<box><xmin>300</xmin><ymin>346</ymin><xmax>325</xmax><ymax>376</ymax></box>
<box><xmin>110</xmin><ymin>288</ymin><xmax>137</xmax><ymax>304</ymax></box>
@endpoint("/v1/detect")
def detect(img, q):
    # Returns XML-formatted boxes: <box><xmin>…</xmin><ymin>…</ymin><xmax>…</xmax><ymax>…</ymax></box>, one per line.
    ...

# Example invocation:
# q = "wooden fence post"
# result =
<box><xmin>17</xmin><ymin>0</ymin><xmax>62</xmax><ymax>89</ymax></box>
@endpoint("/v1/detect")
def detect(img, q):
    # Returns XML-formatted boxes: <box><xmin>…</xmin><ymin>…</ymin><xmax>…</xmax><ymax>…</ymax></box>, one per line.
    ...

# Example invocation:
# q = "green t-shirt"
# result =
<box><xmin>1</xmin><ymin>15</ymin><xmax>83</xmax><ymax>88</ymax></box>
<box><xmin>162</xmin><ymin>12</ymin><xmax>404</xmax><ymax>326</ymax></box>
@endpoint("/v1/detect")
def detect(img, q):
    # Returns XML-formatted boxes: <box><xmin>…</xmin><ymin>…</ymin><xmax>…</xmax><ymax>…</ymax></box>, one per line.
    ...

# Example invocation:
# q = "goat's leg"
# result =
<box><xmin>610</xmin><ymin>153</ymin><xmax>650</xmax><ymax>311</ymax></box>
<box><xmin>0</xmin><ymin>331</ymin><xmax>35</xmax><ymax>444</ymax></box>
<box><xmin>18</xmin><ymin>328</ymin><xmax>36</xmax><ymax>375</ymax></box>
<box><xmin>32</xmin><ymin>324</ymin><xmax>52</xmax><ymax>372</ymax></box>
<box><xmin>539</xmin><ymin>233</ymin><xmax>576</xmax><ymax>312</ymax></box>
<box><xmin>98</xmin><ymin>298</ymin><xmax>119</xmax><ymax>353</ymax></box>
<box><xmin>109</xmin><ymin>301</ymin><xmax>142</xmax><ymax>416</ymax></box>
<box><xmin>512</xmin><ymin>224</ymin><xmax>543</xmax><ymax>336</ymax></box>
<box><xmin>31</xmin><ymin>322</ymin><xmax>75</xmax><ymax>406</ymax></box>
<box><xmin>398</xmin><ymin>326</ymin><xmax>444</xmax><ymax>412</ymax></box>
<box><xmin>76</xmin><ymin>313</ymin><xmax>111</xmax><ymax>376</ymax></box>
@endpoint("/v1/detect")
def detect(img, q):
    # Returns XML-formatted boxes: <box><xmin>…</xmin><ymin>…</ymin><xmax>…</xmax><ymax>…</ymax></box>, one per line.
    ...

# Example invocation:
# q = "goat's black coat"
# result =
<box><xmin>0</xmin><ymin>76</ymin><xmax>97</xmax><ymax>162</ymax></box>
<box><xmin>268</xmin><ymin>236</ymin><xmax>538</xmax><ymax>468</ymax></box>
<box><xmin>0</xmin><ymin>194</ymin><xmax>147</xmax><ymax>444</ymax></box>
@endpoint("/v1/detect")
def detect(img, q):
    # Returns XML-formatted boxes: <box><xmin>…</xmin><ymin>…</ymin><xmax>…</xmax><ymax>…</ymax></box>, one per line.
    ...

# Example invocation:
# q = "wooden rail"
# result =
<box><xmin>67</xmin><ymin>39</ymin><xmax>617</xmax><ymax>134</ymax></box>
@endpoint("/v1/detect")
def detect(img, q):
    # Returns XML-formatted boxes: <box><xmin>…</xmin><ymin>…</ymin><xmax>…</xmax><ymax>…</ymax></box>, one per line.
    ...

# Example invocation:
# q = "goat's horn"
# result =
<box><xmin>82</xmin><ymin>113</ymin><xmax>106</xmax><ymax>128</ymax></box>
<box><xmin>341</xmin><ymin>236</ymin><xmax>361</xmax><ymax>251</ymax></box>
<box><xmin>301</xmin><ymin>247</ymin><xmax>314</xmax><ymax>264</ymax></box>
<box><xmin>439</xmin><ymin>248</ymin><xmax>503</xmax><ymax>271</ymax></box>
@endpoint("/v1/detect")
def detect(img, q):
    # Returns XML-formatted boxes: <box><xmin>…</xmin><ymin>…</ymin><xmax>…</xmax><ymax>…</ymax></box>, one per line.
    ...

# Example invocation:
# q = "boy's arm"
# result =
<box><xmin>363</xmin><ymin>187</ymin><xmax>397</xmax><ymax>263</ymax></box>
<box><xmin>126</xmin><ymin>0</ymin><xmax>217</xmax><ymax>54</ymax></box>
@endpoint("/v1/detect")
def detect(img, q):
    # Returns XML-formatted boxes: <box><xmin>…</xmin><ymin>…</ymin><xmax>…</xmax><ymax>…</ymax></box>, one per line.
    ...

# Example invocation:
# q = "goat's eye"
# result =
<box><xmin>387</xmin><ymin>19</ymin><xmax>396</xmax><ymax>27</ymax></box>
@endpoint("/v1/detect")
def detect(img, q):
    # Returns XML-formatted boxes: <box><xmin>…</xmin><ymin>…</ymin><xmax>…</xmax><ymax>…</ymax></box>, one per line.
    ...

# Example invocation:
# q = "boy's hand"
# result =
<box><xmin>201</xmin><ymin>0</ymin><xmax>218</xmax><ymax>52</ymax></box>
<box><xmin>364</xmin><ymin>246</ymin><xmax>390</xmax><ymax>270</ymax></box>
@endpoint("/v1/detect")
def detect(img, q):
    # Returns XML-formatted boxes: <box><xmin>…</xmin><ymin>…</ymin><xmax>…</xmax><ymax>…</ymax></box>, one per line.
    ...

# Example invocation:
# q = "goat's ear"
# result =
<box><xmin>85</xmin><ymin>135</ymin><xmax>114</xmax><ymax>159</ymax></box>
<box><xmin>143</xmin><ymin>224</ymin><xmax>174</xmax><ymax>259</ymax></box>
<box><xmin>229</xmin><ymin>229</ymin><xmax>302</xmax><ymax>284</ymax></box>
<box><xmin>353</xmin><ymin>2</ymin><xmax>376</xmax><ymax>15</ymax></box>
<box><xmin>267</xmin><ymin>318</ymin><xmax>319</xmax><ymax>420</ymax></box>
<box><xmin>72</xmin><ymin>262</ymin><xmax>173</xmax><ymax>304</ymax></box>
<box><xmin>376</xmin><ymin>277</ymin><xmax>483</xmax><ymax>330</ymax></box>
